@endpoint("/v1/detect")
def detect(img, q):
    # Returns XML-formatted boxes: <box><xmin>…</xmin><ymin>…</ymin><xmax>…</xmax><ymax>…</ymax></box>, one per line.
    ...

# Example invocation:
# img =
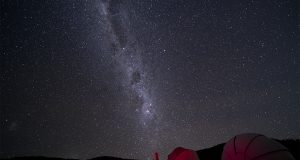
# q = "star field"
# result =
<box><xmin>1</xmin><ymin>0</ymin><xmax>299</xmax><ymax>160</ymax></box>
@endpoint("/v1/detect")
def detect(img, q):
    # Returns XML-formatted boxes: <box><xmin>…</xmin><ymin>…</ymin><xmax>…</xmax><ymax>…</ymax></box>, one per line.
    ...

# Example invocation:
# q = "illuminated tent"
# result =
<box><xmin>222</xmin><ymin>133</ymin><xmax>295</xmax><ymax>160</ymax></box>
<box><xmin>168</xmin><ymin>147</ymin><xmax>199</xmax><ymax>160</ymax></box>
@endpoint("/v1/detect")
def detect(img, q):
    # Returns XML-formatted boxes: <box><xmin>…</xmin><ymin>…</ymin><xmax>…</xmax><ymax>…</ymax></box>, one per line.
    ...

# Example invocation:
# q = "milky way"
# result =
<box><xmin>98</xmin><ymin>0</ymin><xmax>160</xmax><ymax>148</ymax></box>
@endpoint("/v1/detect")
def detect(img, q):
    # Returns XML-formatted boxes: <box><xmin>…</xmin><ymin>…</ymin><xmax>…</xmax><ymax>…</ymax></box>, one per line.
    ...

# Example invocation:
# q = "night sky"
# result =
<box><xmin>1</xmin><ymin>0</ymin><xmax>299</xmax><ymax>159</ymax></box>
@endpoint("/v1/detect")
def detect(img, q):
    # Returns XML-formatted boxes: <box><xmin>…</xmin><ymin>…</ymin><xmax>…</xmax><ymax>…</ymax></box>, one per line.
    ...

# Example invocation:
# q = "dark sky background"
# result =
<box><xmin>1</xmin><ymin>0</ymin><xmax>299</xmax><ymax>159</ymax></box>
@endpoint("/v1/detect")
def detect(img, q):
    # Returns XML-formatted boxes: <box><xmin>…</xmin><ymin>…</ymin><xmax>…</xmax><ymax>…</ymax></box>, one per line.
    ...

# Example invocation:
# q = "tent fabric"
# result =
<box><xmin>168</xmin><ymin>147</ymin><xmax>199</xmax><ymax>160</ymax></box>
<box><xmin>222</xmin><ymin>133</ymin><xmax>295</xmax><ymax>160</ymax></box>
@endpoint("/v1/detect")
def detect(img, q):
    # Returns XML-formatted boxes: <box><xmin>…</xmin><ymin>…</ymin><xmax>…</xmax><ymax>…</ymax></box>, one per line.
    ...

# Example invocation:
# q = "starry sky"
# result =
<box><xmin>1</xmin><ymin>0</ymin><xmax>299</xmax><ymax>159</ymax></box>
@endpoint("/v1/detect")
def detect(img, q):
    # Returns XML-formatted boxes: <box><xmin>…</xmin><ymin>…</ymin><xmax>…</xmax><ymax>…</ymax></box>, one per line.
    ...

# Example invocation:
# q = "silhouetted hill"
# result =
<box><xmin>1</xmin><ymin>157</ymin><xmax>76</xmax><ymax>160</ymax></box>
<box><xmin>2</xmin><ymin>156</ymin><xmax>135</xmax><ymax>160</ymax></box>
<box><xmin>88</xmin><ymin>156</ymin><xmax>136</xmax><ymax>160</ymax></box>
<box><xmin>2</xmin><ymin>139</ymin><xmax>299</xmax><ymax>160</ymax></box>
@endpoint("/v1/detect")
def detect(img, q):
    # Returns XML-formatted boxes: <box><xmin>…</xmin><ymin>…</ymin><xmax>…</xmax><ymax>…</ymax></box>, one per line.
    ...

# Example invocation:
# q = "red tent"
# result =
<box><xmin>168</xmin><ymin>147</ymin><xmax>199</xmax><ymax>160</ymax></box>
<box><xmin>222</xmin><ymin>133</ymin><xmax>295</xmax><ymax>160</ymax></box>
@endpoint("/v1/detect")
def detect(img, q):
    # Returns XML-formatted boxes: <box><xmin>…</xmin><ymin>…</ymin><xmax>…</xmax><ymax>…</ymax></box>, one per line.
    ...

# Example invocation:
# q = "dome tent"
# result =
<box><xmin>222</xmin><ymin>133</ymin><xmax>295</xmax><ymax>160</ymax></box>
<box><xmin>168</xmin><ymin>147</ymin><xmax>199</xmax><ymax>160</ymax></box>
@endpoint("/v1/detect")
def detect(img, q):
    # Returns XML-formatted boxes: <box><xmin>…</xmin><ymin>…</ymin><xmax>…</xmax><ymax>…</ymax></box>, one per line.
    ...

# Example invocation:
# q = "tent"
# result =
<box><xmin>168</xmin><ymin>147</ymin><xmax>199</xmax><ymax>160</ymax></box>
<box><xmin>222</xmin><ymin>133</ymin><xmax>295</xmax><ymax>160</ymax></box>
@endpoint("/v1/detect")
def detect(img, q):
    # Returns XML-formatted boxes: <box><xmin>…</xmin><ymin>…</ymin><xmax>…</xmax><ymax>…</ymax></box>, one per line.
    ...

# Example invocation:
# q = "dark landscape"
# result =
<box><xmin>3</xmin><ymin>139</ymin><xmax>299</xmax><ymax>160</ymax></box>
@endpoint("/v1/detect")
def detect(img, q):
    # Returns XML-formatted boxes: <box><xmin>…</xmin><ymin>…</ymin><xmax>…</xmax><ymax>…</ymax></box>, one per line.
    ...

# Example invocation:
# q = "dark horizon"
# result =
<box><xmin>1</xmin><ymin>0</ymin><xmax>299</xmax><ymax>159</ymax></box>
<box><xmin>1</xmin><ymin>139</ymin><xmax>300</xmax><ymax>160</ymax></box>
